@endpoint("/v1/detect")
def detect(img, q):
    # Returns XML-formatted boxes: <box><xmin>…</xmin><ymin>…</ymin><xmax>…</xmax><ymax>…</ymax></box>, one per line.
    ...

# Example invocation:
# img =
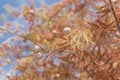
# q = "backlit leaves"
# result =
<box><xmin>68</xmin><ymin>28</ymin><xmax>93</xmax><ymax>51</ymax></box>
<box><xmin>22</xmin><ymin>5</ymin><xmax>36</xmax><ymax>21</ymax></box>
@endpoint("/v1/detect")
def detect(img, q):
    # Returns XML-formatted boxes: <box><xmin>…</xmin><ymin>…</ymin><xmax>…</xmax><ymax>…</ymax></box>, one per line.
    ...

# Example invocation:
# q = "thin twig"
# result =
<box><xmin>0</xmin><ymin>27</ymin><xmax>23</xmax><ymax>37</ymax></box>
<box><xmin>109</xmin><ymin>0</ymin><xmax>120</xmax><ymax>31</ymax></box>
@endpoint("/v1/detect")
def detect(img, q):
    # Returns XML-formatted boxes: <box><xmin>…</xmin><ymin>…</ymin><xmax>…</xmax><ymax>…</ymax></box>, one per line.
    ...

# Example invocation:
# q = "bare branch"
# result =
<box><xmin>109</xmin><ymin>0</ymin><xmax>120</xmax><ymax>31</ymax></box>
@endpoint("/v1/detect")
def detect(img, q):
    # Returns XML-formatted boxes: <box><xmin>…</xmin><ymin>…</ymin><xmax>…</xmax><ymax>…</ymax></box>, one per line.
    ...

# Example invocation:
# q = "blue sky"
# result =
<box><xmin>0</xmin><ymin>0</ymin><xmax>60</xmax><ymax>80</ymax></box>
<box><xmin>0</xmin><ymin>0</ymin><xmax>61</xmax><ymax>43</ymax></box>
<box><xmin>0</xmin><ymin>0</ymin><xmax>60</xmax><ymax>13</ymax></box>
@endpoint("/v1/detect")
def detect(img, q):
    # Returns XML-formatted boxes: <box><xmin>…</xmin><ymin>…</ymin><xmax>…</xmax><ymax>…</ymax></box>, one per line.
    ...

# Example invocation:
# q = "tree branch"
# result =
<box><xmin>109</xmin><ymin>0</ymin><xmax>120</xmax><ymax>32</ymax></box>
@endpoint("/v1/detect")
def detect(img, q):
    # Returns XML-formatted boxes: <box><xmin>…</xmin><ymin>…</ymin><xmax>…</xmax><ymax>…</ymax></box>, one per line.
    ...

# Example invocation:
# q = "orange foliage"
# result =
<box><xmin>0</xmin><ymin>0</ymin><xmax>120</xmax><ymax>80</ymax></box>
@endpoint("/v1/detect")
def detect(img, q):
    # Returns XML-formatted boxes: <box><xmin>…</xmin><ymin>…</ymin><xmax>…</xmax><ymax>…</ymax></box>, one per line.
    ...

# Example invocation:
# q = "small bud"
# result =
<box><xmin>63</xmin><ymin>27</ymin><xmax>71</xmax><ymax>34</ymax></box>
<box><xmin>6</xmin><ymin>58</ymin><xmax>11</xmax><ymax>64</ymax></box>
<box><xmin>52</xmin><ymin>29</ymin><xmax>57</xmax><ymax>33</ymax></box>
<box><xmin>56</xmin><ymin>73</ymin><xmax>60</xmax><ymax>77</ymax></box>
<box><xmin>116</xmin><ymin>31</ymin><xmax>120</xmax><ymax>37</ymax></box>
<box><xmin>34</xmin><ymin>45</ymin><xmax>40</xmax><ymax>50</ymax></box>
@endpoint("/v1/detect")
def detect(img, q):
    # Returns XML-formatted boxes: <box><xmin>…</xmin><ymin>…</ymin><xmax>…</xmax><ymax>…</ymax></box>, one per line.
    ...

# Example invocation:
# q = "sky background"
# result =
<box><xmin>0</xmin><ymin>0</ymin><xmax>61</xmax><ymax>43</ymax></box>
<box><xmin>0</xmin><ymin>0</ymin><xmax>60</xmax><ymax>80</ymax></box>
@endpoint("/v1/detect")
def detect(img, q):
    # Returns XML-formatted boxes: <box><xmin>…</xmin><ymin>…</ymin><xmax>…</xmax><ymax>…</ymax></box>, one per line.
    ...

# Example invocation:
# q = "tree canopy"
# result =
<box><xmin>0</xmin><ymin>0</ymin><xmax>120</xmax><ymax>80</ymax></box>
